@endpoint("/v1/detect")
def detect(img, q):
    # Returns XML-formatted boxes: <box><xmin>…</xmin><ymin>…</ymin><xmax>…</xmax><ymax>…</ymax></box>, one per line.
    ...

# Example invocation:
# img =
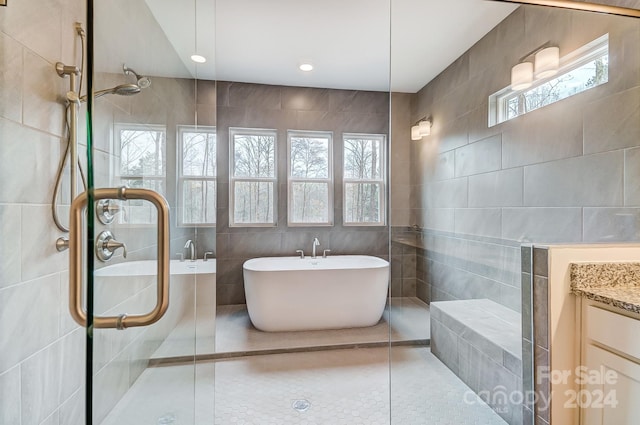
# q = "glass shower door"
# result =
<box><xmin>74</xmin><ymin>0</ymin><xmax>209</xmax><ymax>424</ymax></box>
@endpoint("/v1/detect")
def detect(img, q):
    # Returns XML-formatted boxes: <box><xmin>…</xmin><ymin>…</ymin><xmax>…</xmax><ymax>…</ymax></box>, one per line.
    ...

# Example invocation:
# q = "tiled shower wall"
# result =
<box><xmin>410</xmin><ymin>6</ymin><xmax>640</xmax><ymax>312</ymax></box>
<box><xmin>0</xmin><ymin>1</ymin><xmax>87</xmax><ymax>424</ymax></box>
<box><xmin>215</xmin><ymin>82</ymin><xmax>390</xmax><ymax>305</ymax></box>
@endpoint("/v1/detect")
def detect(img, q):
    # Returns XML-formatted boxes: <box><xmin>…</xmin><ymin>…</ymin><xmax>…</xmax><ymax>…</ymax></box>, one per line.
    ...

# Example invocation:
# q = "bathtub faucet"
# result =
<box><xmin>184</xmin><ymin>239</ymin><xmax>195</xmax><ymax>261</ymax></box>
<box><xmin>312</xmin><ymin>237</ymin><xmax>320</xmax><ymax>259</ymax></box>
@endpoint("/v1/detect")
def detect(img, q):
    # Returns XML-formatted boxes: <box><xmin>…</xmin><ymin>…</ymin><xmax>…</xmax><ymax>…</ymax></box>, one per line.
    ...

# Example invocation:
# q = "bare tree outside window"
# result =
<box><xmin>505</xmin><ymin>55</ymin><xmax>608</xmax><ymax>120</ymax></box>
<box><xmin>230</xmin><ymin>129</ymin><xmax>277</xmax><ymax>226</ymax></box>
<box><xmin>179</xmin><ymin>126</ymin><xmax>216</xmax><ymax>226</ymax></box>
<box><xmin>117</xmin><ymin>124</ymin><xmax>166</xmax><ymax>224</ymax></box>
<box><xmin>288</xmin><ymin>133</ymin><xmax>332</xmax><ymax>225</ymax></box>
<box><xmin>343</xmin><ymin>134</ymin><xmax>385</xmax><ymax>225</ymax></box>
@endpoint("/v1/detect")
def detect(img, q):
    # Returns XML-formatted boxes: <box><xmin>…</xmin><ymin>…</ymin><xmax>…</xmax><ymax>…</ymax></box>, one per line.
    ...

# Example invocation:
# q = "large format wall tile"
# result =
<box><xmin>502</xmin><ymin>208</ymin><xmax>583</xmax><ymax>243</ymax></box>
<box><xmin>20</xmin><ymin>329</ymin><xmax>84</xmax><ymax>425</ymax></box>
<box><xmin>23</xmin><ymin>49</ymin><xmax>66</xmax><ymax>137</ymax></box>
<box><xmin>523</xmin><ymin>151</ymin><xmax>624</xmax><ymax>207</ymax></box>
<box><xmin>0</xmin><ymin>0</ymin><xmax>61</xmax><ymax>63</ymax></box>
<box><xmin>584</xmin><ymin>87</ymin><xmax>640</xmax><ymax>154</ymax></box>
<box><xmin>625</xmin><ymin>146</ymin><xmax>640</xmax><ymax>206</ymax></box>
<box><xmin>0</xmin><ymin>366</ymin><xmax>21</xmax><ymax>425</ymax></box>
<box><xmin>501</xmin><ymin>102</ymin><xmax>584</xmax><ymax>168</ymax></box>
<box><xmin>468</xmin><ymin>168</ymin><xmax>523</xmax><ymax>208</ymax></box>
<box><xmin>0</xmin><ymin>205</ymin><xmax>21</xmax><ymax>288</ymax></box>
<box><xmin>454</xmin><ymin>134</ymin><xmax>502</xmax><ymax>178</ymax></box>
<box><xmin>21</xmin><ymin>206</ymin><xmax>68</xmax><ymax>282</ymax></box>
<box><xmin>0</xmin><ymin>274</ymin><xmax>60</xmax><ymax>374</ymax></box>
<box><xmin>454</xmin><ymin>208</ymin><xmax>502</xmax><ymax>239</ymax></box>
<box><xmin>0</xmin><ymin>118</ymin><xmax>61</xmax><ymax>205</ymax></box>
<box><xmin>583</xmin><ymin>207</ymin><xmax>640</xmax><ymax>242</ymax></box>
<box><xmin>0</xmin><ymin>33</ymin><xmax>23</xmax><ymax>123</ymax></box>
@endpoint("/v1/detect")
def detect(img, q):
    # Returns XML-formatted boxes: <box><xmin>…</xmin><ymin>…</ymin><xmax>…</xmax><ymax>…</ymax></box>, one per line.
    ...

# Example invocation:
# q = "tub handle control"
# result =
<box><xmin>295</xmin><ymin>249</ymin><xmax>305</xmax><ymax>259</ymax></box>
<box><xmin>68</xmin><ymin>187</ymin><xmax>170</xmax><ymax>330</ymax></box>
<box><xmin>204</xmin><ymin>251</ymin><xmax>214</xmax><ymax>261</ymax></box>
<box><xmin>95</xmin><ymin>231</ymin><xmax>127</xmax><ymax>262</ymax></box>
<box><xmin>323</xmin><ymin>249</ymin><xmax>331</xmax><ymax>258</ymax></box>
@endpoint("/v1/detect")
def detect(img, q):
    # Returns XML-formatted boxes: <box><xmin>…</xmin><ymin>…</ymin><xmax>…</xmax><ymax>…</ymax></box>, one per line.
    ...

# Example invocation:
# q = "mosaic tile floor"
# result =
<box><xmin>102</xmin><ymin>347</ymin><xmax>506</xmax><ymax>425</ymax></box>
<box><xmin>152</xmin><ymin>297</ymin><xmax>430</xmax><ymax>359</ymax></box>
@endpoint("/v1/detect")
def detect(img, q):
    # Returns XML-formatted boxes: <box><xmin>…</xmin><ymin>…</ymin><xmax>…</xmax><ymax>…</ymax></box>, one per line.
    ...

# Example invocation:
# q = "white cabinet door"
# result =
<box><xmin>582</xmin><ymin>344</ymin><xmax>640</xmax><ymax>425</ymax></box>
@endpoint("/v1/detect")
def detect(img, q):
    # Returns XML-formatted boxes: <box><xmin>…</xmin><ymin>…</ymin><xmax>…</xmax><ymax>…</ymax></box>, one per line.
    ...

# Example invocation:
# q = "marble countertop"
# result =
<box><xmin>570</xmin><ymin>263</ymin><xmax>640</xmax><ymax>314</ymax></box>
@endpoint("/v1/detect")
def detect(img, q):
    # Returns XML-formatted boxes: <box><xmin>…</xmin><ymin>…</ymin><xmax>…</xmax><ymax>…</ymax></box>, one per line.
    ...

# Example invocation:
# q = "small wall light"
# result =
<box><xmin>191</xmin><ymin>54</ymin><xmax>207</xmax><ymax>64</ymax></box>
<box><xmin>411</xmin><ymin>118</ymin><xmax>432</xmax><ymax>140</ymax></box>
<box><xmin>411</xmin><ymin>125</ymin><xmax>421</xmax><ymax>140</ymax></box>
<box><xmin>511</xmin><ymin>43</ymin><xmax>560</xmax><ymax>91</ymax></box>
<box><xmin>534</xmin><ymin>46</ymin><xmax>560</xmax><ymax>79</ymax></box>
<box><xmin>511</xmin><ymin>62</ymin><xmax>534</xmax><ymax>90</ymax></box>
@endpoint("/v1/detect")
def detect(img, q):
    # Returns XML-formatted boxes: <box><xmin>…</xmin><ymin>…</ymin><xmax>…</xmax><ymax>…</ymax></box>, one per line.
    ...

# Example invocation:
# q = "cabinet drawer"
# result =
<box><xmin>586</xmin><ymin>305</ymin><xmax>640</xmax><ymax>360</ymax></box>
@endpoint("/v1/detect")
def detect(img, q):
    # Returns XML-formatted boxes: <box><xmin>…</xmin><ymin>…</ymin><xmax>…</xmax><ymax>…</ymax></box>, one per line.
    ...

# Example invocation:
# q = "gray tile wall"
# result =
<box><xmin>521</xmin><ymin>246</ymin><xmax>550</xmax><ymax>425</ymax></box>
<box><xmin>0</xmin><ymin>1</ymin><xmax>88</xmax><ymax>423</ymax></box>
<box><xmin>216</xmin><ymin>82</ymin><xmax>390</xmax><ymax>304</ymax></box>
<box><xmin>410</xmin><ymin>6</ymin><xmax>640</xmax><ymax>314</ymax></box>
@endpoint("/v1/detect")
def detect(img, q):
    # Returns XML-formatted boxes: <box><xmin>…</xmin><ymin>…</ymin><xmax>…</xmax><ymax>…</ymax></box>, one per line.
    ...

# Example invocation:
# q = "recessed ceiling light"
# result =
<box><xmin>299</xmin><ymin>63</ymin><xmax>313</xmax><ymax>72</ymax></box>
<box><xmin>191</xmin><ymin>54</ymin><xmax>207</xmax><ymax>64</ymax></box>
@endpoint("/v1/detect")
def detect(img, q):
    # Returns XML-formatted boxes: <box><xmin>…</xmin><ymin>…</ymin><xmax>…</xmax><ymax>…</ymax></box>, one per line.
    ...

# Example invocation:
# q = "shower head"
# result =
<box><xmin>108</xmin><ymin>84</ymin><xmax>142</xmax><ymax>96</ymax></box>
<box><xmin>79</xmin><ymin>84</ymin><xmax>141</xmax><ymax>102</ymax></box>
<box><xmin>123</xmin><ymin>64</ymin><xmax>151</xmax><ymax>89</ymax></box>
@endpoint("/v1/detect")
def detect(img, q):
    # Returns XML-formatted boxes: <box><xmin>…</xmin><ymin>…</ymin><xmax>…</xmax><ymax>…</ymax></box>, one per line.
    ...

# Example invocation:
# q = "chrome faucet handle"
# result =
<box><xmin>295</xmin><ymin>250</ymin><xmax>305</xmax><ymax>259</ymax></box>
<box><xmin>204</xmin><ymin>251</ymin><xmax>214</xmax><ymax>261</ymax></box>
<box><xmin>322</xmin><ymin>249</ymin><xmax>331</xmax><ymax>258</ymax></box>
<box><xmin>176</xmin><ymin>253</ymin><xmax>185</xmax><ymax>262</ymax></box>
<box><xmin>105</xmin><ymin>239</ymin><xmax>127</xmax><ymax>258</ymax></box>
<box><xmin>96</xmin><ymin>231</ymin><xmax>127</xmax><ymax>262</ymax></box>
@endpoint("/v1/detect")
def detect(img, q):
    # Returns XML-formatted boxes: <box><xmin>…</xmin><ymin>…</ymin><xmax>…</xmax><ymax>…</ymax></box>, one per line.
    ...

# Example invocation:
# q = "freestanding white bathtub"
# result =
<box><xmin>243</xmin><ymin>255</ymin><xmax>389</xmax><ymax>332</ymax></box>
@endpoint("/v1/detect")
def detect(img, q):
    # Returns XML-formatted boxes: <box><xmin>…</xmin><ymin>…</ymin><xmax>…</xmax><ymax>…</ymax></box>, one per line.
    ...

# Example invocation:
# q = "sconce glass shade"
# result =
<box><xmin>418</xmin><ymin>120</ymin><xmax>431</xmax><ymax>137</ymax></box>
<box><xmin>411</xmin><ymin>125</ymin><xmax>421</xmax><ymax>140</ymax></box>
<box><xmin>511</xmin><ymin>62</ymin><xmax>533</xmax><ymax>91</ymax></box>
<box><xmin>534</xmin><ymin>46</ymin><xmax>560</xmax><ymax>79</ymax></box>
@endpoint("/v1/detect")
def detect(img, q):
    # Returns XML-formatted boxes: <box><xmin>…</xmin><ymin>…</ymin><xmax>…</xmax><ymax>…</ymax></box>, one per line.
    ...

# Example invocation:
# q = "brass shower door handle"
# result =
<box><xmin>68</xmin><ymin>187</ymin><xmax>170</xmax><ymax>329</ymax></box>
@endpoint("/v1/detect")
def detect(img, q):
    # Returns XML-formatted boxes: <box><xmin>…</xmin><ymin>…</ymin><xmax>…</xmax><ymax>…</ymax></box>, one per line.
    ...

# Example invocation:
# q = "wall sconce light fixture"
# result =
<box><xmin>411</xmin><ymin>118</ymin><xmax>432</xmax><ymax>140</ymax></box>
<box><xmin>534</xmin><ymin>47</ymin><xmax>560</xmax><ymax>79</ymax></box>
<box><xmin>511</xmin><ymin>44</ymin><xmax>559</xmax><ymax>91</ymax></box>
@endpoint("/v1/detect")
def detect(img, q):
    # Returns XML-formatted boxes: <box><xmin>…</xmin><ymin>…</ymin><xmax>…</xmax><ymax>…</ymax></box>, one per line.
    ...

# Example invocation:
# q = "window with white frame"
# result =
<box><xmin>116</xmin><ymin>123</ymin><xmax>166</xmax><ymax>224</ymax></box>
<box><xmin>489</xmin><ymin>34</ymin><xmax>609</xmax><ymax>126</ymax></box>
<box><xmin>178</xmin><ymin>126</ymin><xmax>216</xmax><ymax>226</ymax></box>
<box><xmin>343</xmin><ymin>133</ymin><xmax>386</xmax><ymax>226</ymax></box>
<box><xmin>288</xmin><ymin>131</ymin><xmax>333</xmax><ymax>226</ymax></box>
<box><xmin>230</xmin><ymin>128</ymin><xmax>277</xmax><ymax>226</ymax></box>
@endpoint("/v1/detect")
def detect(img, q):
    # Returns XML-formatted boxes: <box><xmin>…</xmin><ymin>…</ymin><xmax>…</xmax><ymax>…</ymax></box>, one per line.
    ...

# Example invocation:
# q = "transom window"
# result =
<box><xmin>230</xmin><ymin>128</ymin><xmax>277</xmax><ymax>226</ymax></box>
<box><xmin>489</xmin><ymin>34</ymin><xmax>609</xmax><ymax>126</ymax></box>
<box><xmin>287</xmin><ymin>131</ymin><xmax>333</xmax><ymax>226</ymax></box>
<box><xmin>343</xmin><ymin>133</ymin><xmax>386</xmax><ymax>226</ymax></box>
<box><xmin>178</xmin><ymin>126</ymin><xmax>216</xmax><ymax>226</ymax></box>
<box><xmin>116</xmin><ymin>123</ymin><xmax>166</xmax><ymax>224</ymax></box>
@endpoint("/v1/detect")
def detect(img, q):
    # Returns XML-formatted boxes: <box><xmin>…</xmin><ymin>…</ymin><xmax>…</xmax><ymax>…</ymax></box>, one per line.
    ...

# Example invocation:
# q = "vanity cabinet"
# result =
<box><xmin>580</xmin><ymin>301</ymin><xmax>640</xmax><ymax>425</ymax></box>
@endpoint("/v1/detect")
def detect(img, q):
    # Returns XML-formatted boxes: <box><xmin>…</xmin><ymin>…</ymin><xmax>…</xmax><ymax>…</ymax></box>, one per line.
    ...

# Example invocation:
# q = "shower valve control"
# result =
<box><xmin>96</xmin><ymin>231</ymin><xmax>127</xmax><ymax>262</ymax></box>
<box><xmin>97</xmin><ymin>199</ymin><xmax>123</xmax><ymax>224</ymax></box>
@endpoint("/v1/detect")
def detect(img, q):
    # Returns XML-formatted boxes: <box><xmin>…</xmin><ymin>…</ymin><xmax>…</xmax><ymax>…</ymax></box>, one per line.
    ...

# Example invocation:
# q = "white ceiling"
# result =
<box><xmin>109</xmin><ymin>0</ymin><xmax>518</xmax><ymax>93</ymax></box>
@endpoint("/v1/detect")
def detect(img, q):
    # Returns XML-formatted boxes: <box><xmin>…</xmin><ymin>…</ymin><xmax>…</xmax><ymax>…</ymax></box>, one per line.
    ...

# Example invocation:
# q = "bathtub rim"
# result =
<box><xmin>243</xmin><ymin>254</ymin><xmax>389</xmax><ymax>272</ymax></box>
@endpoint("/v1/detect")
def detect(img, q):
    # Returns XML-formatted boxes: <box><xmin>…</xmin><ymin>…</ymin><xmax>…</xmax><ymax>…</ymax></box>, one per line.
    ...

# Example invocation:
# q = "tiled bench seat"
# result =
<box><xmin>431</xmin><ymin>299</ymin><xmax>522</xmax><ymax>425</ymax></box>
